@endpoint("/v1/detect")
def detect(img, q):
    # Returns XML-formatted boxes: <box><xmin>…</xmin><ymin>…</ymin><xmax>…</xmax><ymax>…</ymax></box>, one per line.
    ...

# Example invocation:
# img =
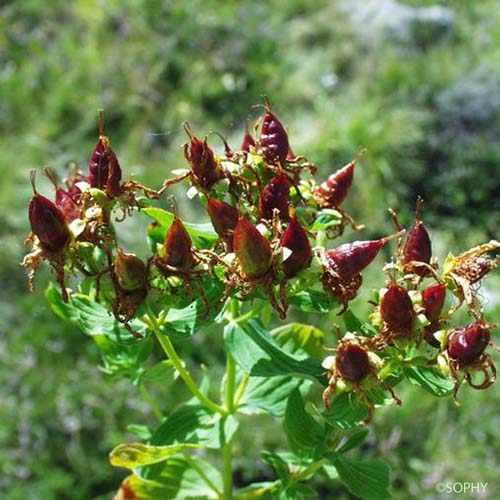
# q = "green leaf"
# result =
<box><xmin>224</xmin><ymin>319</ymin><xmax>326</xmax><ymax>383</ymax></box>
<box><xmin>288</xmin><ymin>289</ymin><xmax>337</xmax><ymax>313</ymax></box>
<box><xmin>332</xmin><ymin>455</ymin><xmax>391</xmax><ymax>500</ymax></box>
<box><xmin>139</xmin><ymin>360</ymin><xmax>178</xmax><ymax>386</ymax></box>
<box><xmin>402</xmin><ymin>364</ymin><xmax>454</xmax><ymax>397</ymax></box>
<box><xmin>311</xmin><ymin>209</ymin><xmax>342</xmax><ymax>232</ymax></box>
<box><xmin>306</xmin><ymin>393</ymin><xmax>369</xmax><ymax>430</ymax></box>
<box><xmin>46</xmin><ymin>284</ymin><xmax>147</xmax><ymax>344</ymax></box>
<box><xmin>261</xmin><ymin>451</ymin><xmax>290</xmax><ymax>481</ymax></box>
<box><xmin>157</xmin><ymin>280</ymin><xmax>225</xmax><ymax>340</ymax></box>
<box><xmin>238</xmin><ymin>374</ymin><xmax>303</xmax><ymax>417</ymax></box>
<box><xmin>127</xmin><ymin>424</ymin><xmax>153</xmax><ymax>440</ymax></box>
<box><xmin>343</xmin><ymin>310</ymin><xmax>378</xmax><ymax>336</ymax></box>
<box><xmin>143</xmin><ymin>207</ymin><xmax>218</xmax><ymax>250</ymax></box>
<box><xmin>272</xmin><ymin>323</ymin><xmax>325</xmax><ymax>358</ymax></box>
<box><xmin>337</xmin><ymin>429</ymin><xmax>370</xmax><ymax>453</ymax></box>
<box><xmin>284</xmin><ymin>389</ymin><xmax>324</xmax><ymax>453</ymax></box>
<box><xmin>235</xmin><ymin>481</ymin><xmax>277</xmax><ymax>499</ymax></box>
<box><xmin>109</xmin><ymin>442</ymin><xmax>198</xmax><ymax>468</ymax></box>
<box><xmin>128</xmin><ymin>455</ymin><xmax>222</xmax><ymax>499</ymax></box>
<box><xmin>150</xmin><ymin>404</ymin><xmax>238</xmax><ymax>449</ymax></box>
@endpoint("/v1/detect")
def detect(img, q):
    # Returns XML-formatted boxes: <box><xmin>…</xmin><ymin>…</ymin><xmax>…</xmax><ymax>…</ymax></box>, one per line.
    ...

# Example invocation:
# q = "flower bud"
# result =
<box><xmin>314</xmin><ymin>158</ymin><xmax>357</xmax><ymax>208</ymax></box>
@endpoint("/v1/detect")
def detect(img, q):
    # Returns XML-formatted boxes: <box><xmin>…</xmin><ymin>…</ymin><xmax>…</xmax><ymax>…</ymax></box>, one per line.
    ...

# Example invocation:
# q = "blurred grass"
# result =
<box><xmin>1</xmin><ymin>0</ymin><xmax>500</xmax><ymax>498</ymax></box>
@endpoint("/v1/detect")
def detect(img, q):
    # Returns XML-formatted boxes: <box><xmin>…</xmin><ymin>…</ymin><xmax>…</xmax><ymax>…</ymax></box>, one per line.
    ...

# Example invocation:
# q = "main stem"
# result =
<box><xmin>146</xmin><ymin>306</ymin><xmax>226</xmax><ymax>416</ymax></box>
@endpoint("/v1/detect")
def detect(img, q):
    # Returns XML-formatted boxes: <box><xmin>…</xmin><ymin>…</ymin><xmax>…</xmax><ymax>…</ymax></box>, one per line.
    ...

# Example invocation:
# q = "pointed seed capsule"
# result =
<box><xmin>314</xmin><ymin>158</ymin><xmax>357</xmax><ymax>208</ymax></box>
<box><xmin>28</xmin><ymin>170</ymin><xmax>71</xmax><ymax>252</ymax></box>
<box><xmin>114</xmin><ymin>249</ymin><xmax>147</xmax><ymax>292</ymax></box>
<box><xmin>206</xmin><ymin>197</ymin><xmax>239</xmax><ymax>238</ymax></box>
<box><xmin>259</xmin><ymin>98</ymin><xmax>289</xmax><ymax>166</ymax></box>
<box><xmin>403</xmin><ymin>197</ymin><xmax>431</xmax><ymax>275</ymax></box>
<box><xmin>233</xmin><ymin>218</ymin><xmax>273</xmax><ymax>278</ymax></box>
<box><xmin>422</xmin><ymin>283</ymin><xmax>447</xmax><ymax>322</ymax></box>
<box><xmin>380</xmin><ymin>284</ymin><xmax>415</xmax><ymax>332</ymax></box>
<box><xmin>281</xmin><ymin>216</ymin><xmax>312</xmax><ymax>277</ymax></box>
<box><xmin>258</xmin><ymin>173</ymin><xmax>291</xmax><ymax>221</ymax></box>
<box><xmin>163</xmin><ymin>217</ymin><xmax>196</xmax><ymax>269</ymax></box>
<box><xmin>241</xmin><ymin>132</ymin><xmax>255</xmax><ymax>152</ymax></box>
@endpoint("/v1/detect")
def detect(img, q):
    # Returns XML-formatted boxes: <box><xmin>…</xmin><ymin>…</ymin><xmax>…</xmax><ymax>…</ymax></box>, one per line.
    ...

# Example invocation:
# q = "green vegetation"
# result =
<box><xmin>1</xmin><ymin>1</ymin><xmax>499</xmax><ymax>498</ymax></box>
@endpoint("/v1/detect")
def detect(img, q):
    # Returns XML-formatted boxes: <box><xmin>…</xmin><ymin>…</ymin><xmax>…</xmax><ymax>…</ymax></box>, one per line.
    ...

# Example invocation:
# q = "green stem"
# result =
<box><xmin>145</xmin><ymin>305</ymin><xmax>226</xmax><ymax>416</ymax></box>
<box><xmin>139</xmin><ymin>384</ymin><xmax>163</xmax><ymax>422</ymax></box>
<box><xmin>222</xmin><ymin>438</ymin><xmax>234</xmax><ymax>500</ymax></box>
<box><xmin>225</xmin><ymin>354</ymin><xmax>237</xmax><ymax>413</ymax></box>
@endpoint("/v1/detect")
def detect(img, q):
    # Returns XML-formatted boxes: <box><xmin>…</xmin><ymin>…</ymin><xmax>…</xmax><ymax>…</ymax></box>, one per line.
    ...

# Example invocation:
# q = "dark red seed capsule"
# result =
<box><xmin>114</xmin><ymin>249</ymin><xmax>147</xmax><ymax>292</ymax></box>
<box><xmin>233</xmin><ymin>218</ymin><xmax>272</xmax><ymax>278</ymax></box>
<box><xmin>163</xmin><ymin>217</ymin><xmax>195</xmax><ymax>269</ymax></box>
<box><xmin>207</xmin><ymin>197</ymin><xmax>239</xmax><ymax>237</ymax></box>
<box><xmin>336</xmin><ymin>343</ymin><xmax>371</xmax><ymax>382</ymax></box>
<box><xmin>89</xmin><ymin>138</ymin><xmax>111</xmax><ymax>190</ymax></box>
<box><xmin>28</xmin><ymin>171</ymin><xmax>71</xmax><ymax>252</ymax></box>
<box><xmin>326</xmin><ymin>233</ymin><xmax>401</xmax><ymax>280</ymax></box>
<box><xmin>105</xmin><ymin>147</ymin><xmax>122</xmax><ymax>198</ymax></box>
<box><xmin>45</xmin><ymin>168</ymin><xmax>80</xmax><ymax>222</ymax></box>
<box><xmin>184</xmin><ymin>126</ymin><xmax>223</xmax><ymax>189</ymax></box>
<box><xmin>314</xmin><ymin>158</ymin><xmax>357</xmax><ymax>208</ymax></box>
<box><xmin>258</xmin><ymin>173</ymin><xmax>291</xmax><ymax>221</ymax></box>
<box><xmin>422</xmin><ymin>283</ymin><xmax>447</xmax><ymax>322</ymax></box>
<box><xmin>380</xmin><ymin>285</ymin><xmax>415</xmax><ymax>332</ymax></box>
<box><xmin>281</xmin><ymin>216</ymin><xmax>312</xmax><ymax>278</ymax></box>
<box><xmin>403</xmin><ymin>197</ymin><xmax>431</xmax><ymax>275</ymax></box>
<box><xmin>259</xmin><ymin>99</ymin><xmax>289</xmax><ymax>166</ymax></box>
<box><xmin>447</xmin><ymin>322</ymin><xmax>490</xmax><ymax>366</ymax></box>
<box><xmin>241</xmin><ymin>132</ymin><xmax>255</xmax><ymax>153</ymax></box>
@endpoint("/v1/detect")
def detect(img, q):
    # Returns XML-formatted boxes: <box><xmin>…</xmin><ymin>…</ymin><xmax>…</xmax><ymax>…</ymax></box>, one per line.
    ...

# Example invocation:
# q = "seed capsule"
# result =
<box><xmin>447</xmin><ymin>322</ymin><xmax>490</xmax><ymax>366</ymax></box>
<box><xmin>380</xmin><ymin>285</ymin><xmax>415</xmax><ymax>332</ymax></box>
<box><xmin>28</xmin><ymin>171</ymin><xmax>71</xmax><ymax>252</ymax></box>
<box><xmin>206</xmin><ymin>197</ymin><xmax>239</xmax><ymax>238</ymax></box>
<box><xmin>183</xmin><ymin>125</ymin><xmax>222</xmax><ymax>189</ymax></box>
<box><xmin>259</xmin><ymin>98</ymin><xmax>289</xmax><ymax>166</ymax></box>
<box><xmin>403</xmin><ymin>197</ymin><xmax>431</xmax><ymax>275</ymax></box>
<box><xmin>281</xmin><ymin>216</ymin><xmax>312</xmax><ymax>277</ymax></box>
<box><xmin>422</xmin><ymin>283</ymin><xmax>446</xmax><ymax>322</ymax></box>
<box><xmin>336</xmin><ymin>343</ymin><xmax>371</xmax><ymax>382</ymax></box>
<box><xmin>163</xmin><ymin>217</ymin><xmax>195</xmax><ymax>269</ymax></box>
<box><xmin>314</xmin><ymin>158</ymin><xmax>357</xmax><ymax>208</ymax></box>
<box><xmin>258</xmin><ymin>173</ymin><xmax>291</xmax><ymax>221</ymax></box>
<box><xmin>241</xmin><ymin>132</ymin><xmax>255</xmax><ymax>152</ymax></box>
<box><xmin>233</xmin><ymin>218</ymin><xmax>272</xmax><ymax>278</ymax></box>
<box><xmin>114</xmin><ymin>249</ymin><xmax>147</xmax><ymax>292</ymax></box>
<box><xmin>45</xmin><ymin>168</ymin><xmax>80</xmax><ymax>222</ymax></box>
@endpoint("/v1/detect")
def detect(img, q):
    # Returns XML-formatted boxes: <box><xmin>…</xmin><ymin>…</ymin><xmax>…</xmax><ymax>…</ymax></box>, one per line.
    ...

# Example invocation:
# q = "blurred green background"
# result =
<box><xmin>1</xmin><ymin>0</ymin><xmax>499</xmax><ymax>498</ymax></box>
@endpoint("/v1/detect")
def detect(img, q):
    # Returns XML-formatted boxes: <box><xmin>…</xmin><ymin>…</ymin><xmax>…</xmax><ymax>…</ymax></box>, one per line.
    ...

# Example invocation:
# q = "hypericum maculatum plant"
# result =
<box><xmin>22</xmin><ymin>101</ymin><xmax>499</xmax><ymax>500</ymax></box>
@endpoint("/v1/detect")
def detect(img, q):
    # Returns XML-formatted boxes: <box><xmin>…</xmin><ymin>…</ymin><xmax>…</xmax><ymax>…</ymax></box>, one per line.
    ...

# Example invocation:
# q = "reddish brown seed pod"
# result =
<box><xmin>88</xmin><ymin>138</ymin><xmax>111</xmax><ymax>190</ymax></box>
<box><xmin>114</xmin><ymin>249</ymin><xmax>148</xmax><ymax>293</ymax></box>
<box><xmin>403</xmin><ymin>197</ymin><xmax>431</xmax><ymax>276</ymax></box>
<box><xmin>314</xmin><ymin>158</ymin><xmax>357</xmax><ymax>208</ymax></box>
<box><xmin>241</xmin><ymin>132</ymin><xmax>255</xmax><ymax>153</ymax></box>
<box><xmin>45</xmin><ymin>168</ymin><xmax>80</xmax><ymax>222</ymax></box>
<box><xmin>233</xmin><ymin>218</ymin><xmax>273</xmax><ymax>278</ymax></box>
<box><xmin>206</xmin><ymin>197</ymin><xmax>239</xmax><ymax>238</ymax></box>
<box><xmin>335</xmin><ymin>343</ymin><xmax>371</xmax><ymax>382</ymax></box>
<box><xmin>447</xmin><ymin>322</ymin><xmax>491</xmax><ymax>366</ymax></box>
<box><xmin>259</xmin><ymin>98</ymin><xmax>289</xmax><ymax>166</ymax></box>
<box><xmin>422</xmin><ymin>283</ymin><xmax>447</xmax><ymax>322</ymax></box>
<box><xmin>183</xmin><ymin>124</ymin><xmax>223</xmax><ymax>189</ymax></box>
<box><xmin>380</xmin><ymin>284</ymin><xmax>415</xmax><ymax>333</ymax></box>
<box><xmin>258</xmin><ymin>173</ymin><xmax>291</xmax><ymax>221</ymax></box>
<box><xmin>326</xmin><ymin>233</ymin><xmax>400</xmax><ymax>281</ymax></box>
<box><xmin>104</xmin><ymin>146</ymin><xmax>122</xmax><ymax>198</ymax></box>
<box><xmin>281</xmin><ymin>216</ymin><xmax>312</xmax><ymax>278</ymax></box>
<box><xmin>28</xmin><ymin>171</ymin><xmax>71</xmax><ymax>252</ymax></box>
<box><xmin>163</xmin><ymin>217</ymin><xmax>196</xmax><ymax>269</ymax></box>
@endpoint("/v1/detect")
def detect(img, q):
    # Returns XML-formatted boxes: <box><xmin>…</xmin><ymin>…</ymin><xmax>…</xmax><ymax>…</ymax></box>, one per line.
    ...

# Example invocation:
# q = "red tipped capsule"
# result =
<box><xmin>163</xmin><ymin>217</ymin><xmax>195</xmax><ymax>269</ymax></box>
<box><xmin>326</xmin><ymin>233</ymin><xmax>401</xmax><ymax>281</ymax></box>
<box><xmin>447</xmin><ymin>322</ymin><xmax>490</xmax><ymax>366</ymax></box>
<box><xmin>281</xmin><ymin>216</ymin><xmax>312</xmax><ymax>277</ymax></box>
<box><xmin>336</xmin><ymin>343</ymin><xmax>371</xmax><ymax>382</ymax></box>
<box><xmin>233</xmin><ymin>218</ymin><xmax>273</xmax><ymax>278</ymax></box>
<box><xmin>314</xmin><ymin>158</ymin><xmax>357</xmax><ymax>208</ymax></box>
<box><xmin>403</xmin><ymin>197</ymin><xmax>431</xmax><ymax>275</ymax></box>
<box><xmin>422</xmin><ymin>283</ymin><xmax>446</xmax><ymax>322</ymax></box>
<box><xmin>206</xmin><ymin>197</ymin><xmax>239</xmax><ymax>238</ymax></box>
<box><xmin>258</xmin><ymin>173</ymin><xmax>291</xmax><ymax>221</ymax></box>
<box><xmin>259</xmin><ymin>98</ymin><xmax>289</xmax><ymax>166</ymax></box>
<box><xmin>114</xmin><ymin>249</ymin><xmax>147</xmax><ymax>292</ymax></box>
<box><xmin>28</xmin><ymin>171</ymin><xmax>71</xmax><ymax>252</ymax></box>
<box><xmin>183</xmin><ymin>125</ymin><xmax>222</xmax><ymax>189</ymax></box>
<box><xmin>241</xmin><ymin>132</ymin><xmax>255</xmax><ymax>153</ymax></box>
<box><xmin>380</xmin><ymin>284</ymin><xmax>415</xmax><ymax>332</ymax></box>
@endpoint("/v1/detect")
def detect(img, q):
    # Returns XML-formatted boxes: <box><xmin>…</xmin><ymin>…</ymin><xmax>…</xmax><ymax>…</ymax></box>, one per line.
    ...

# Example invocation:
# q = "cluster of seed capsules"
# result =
<box><xmin>23</xmin><ymin>100</ymin><xmax>499</xmax><ymax>423</ymax></box>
